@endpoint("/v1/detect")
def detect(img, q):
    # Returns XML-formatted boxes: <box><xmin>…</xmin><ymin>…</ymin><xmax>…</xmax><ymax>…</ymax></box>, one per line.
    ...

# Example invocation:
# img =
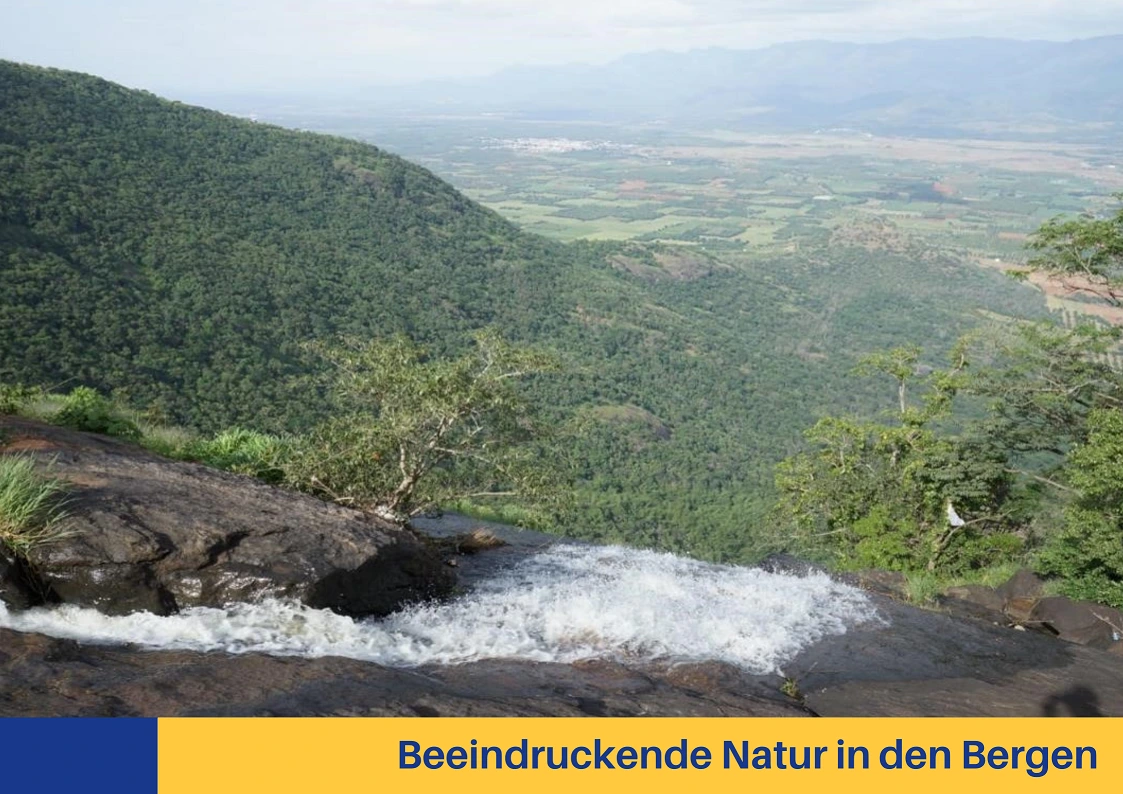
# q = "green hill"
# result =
<box><xmin>0</xmin><ymin>61</ymin><xmax>1049</xmax><ymax>559</ymax></box>
<box><xmin>0</xmin><ymin>61</ymin><xmax>575</xmax><ymax>430</ymax></box>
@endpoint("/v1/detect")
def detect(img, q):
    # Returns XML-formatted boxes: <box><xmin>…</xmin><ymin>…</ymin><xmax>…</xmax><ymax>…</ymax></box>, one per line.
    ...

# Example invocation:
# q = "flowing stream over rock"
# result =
<box><xmin>0</xmin><ymin>543</ymin><xmax>874</xmax><ymax>673</ymax></box>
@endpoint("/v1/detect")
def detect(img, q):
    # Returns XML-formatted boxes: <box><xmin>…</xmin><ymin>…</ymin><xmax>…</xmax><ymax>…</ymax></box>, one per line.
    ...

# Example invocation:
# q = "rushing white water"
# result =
<box><xmin>0</xmin><ymin>544</ymin><xmax>875</xmax><ymax>673</ymax></box>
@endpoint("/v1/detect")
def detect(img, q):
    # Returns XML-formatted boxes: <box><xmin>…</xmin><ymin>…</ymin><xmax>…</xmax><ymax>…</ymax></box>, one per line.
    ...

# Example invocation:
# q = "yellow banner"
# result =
<box><xmin>159</xmin><ymin>717</ymin><xmax>1121</xmax><ymax>793</ymax></box>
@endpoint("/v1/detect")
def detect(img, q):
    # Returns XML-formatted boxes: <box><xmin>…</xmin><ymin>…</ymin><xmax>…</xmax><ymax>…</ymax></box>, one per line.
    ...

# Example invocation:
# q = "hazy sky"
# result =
<box><xmin>4</xmin><ymin>0</ymin><xmax>1123</xmax><ymax>93</ymax></box>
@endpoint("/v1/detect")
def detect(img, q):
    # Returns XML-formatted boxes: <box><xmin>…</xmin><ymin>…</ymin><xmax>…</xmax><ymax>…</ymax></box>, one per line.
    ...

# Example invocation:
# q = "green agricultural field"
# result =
<box><xmin>329</xmin><ymin>120</ymin><xmax>1120</xmax><ymax>263</ymax></box>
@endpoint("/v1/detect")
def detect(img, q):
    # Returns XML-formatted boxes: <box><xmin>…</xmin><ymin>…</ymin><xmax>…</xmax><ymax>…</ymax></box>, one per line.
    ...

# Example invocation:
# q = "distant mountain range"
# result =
<box><xmin>362</xmin><ymin>36</ymin><xmax>1123</xmax><ymax>140</ymax></box>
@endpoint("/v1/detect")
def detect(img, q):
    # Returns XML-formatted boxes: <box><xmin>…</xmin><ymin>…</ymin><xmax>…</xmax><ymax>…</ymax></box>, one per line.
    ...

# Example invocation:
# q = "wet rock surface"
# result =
<box><xmin>788</xmin><ymin>594</ymin><xmax>1123</xmax><ymax>716</ymax></box>
<box><xmin>0</xmin><ymin>628</ymin><xmax>806</xmax><ymax>717</ymax></box>
<box><xmin>2</xmin><ymin>421</ymin><xmax>1122</xmax><ymax>716</ymax></box>
<box><xmin>3</xmin><ymin>583</ymin><xmax>1123</xmax><ymax>716</ymax></box>
<box><xmin>0</xmin><ymin>417</ymin><xmax>454</xmax><ymax>617</ymax></box>
<box><xmin>5</xmin><ymin>519</ymin><xmax>1123</xmax><ymax>716</ymax></box>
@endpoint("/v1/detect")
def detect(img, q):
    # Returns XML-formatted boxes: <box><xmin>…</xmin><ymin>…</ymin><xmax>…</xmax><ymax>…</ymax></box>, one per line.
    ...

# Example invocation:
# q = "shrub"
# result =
<box><xmin>1038</xmin><ymin>507</ymin><xmax>1123</xmax><ymax>608</ymax></box>
<box><xmin>0</xmin><ymin>455</ymin><xmax>71</xmax><ymax>558</ymax></box>
<box><xmin>289</xmin><ymin>330</ymin><xmax>560</xmax><ymax>520</ymax></box>
<box><xmin>136</xmin><ymin>423</ymin><xmax>197</xmax><ymax>458</ymax></box>
<box><xmin>0</xmin><ymin>384</ymin><xmax>43</xmax><ymax>415</ymax></box>
<box><xmin>1037</xmin><ymin>409</ymin><xmax>1123</xmax><ymax>608</ymax></box>
<box><xmin>53</xmin><ymin>387</ymin><xmax>141</xmax><ymax>440</ymax></box>
<box><xmin>183</xmin><ymin>428</ymin><xmax>289</xmax><ymax>483</ymax></box>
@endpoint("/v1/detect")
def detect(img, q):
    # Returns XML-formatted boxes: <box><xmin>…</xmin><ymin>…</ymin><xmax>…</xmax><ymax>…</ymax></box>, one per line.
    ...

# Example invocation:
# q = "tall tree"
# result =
<box><xmin>1020</xmin><ymin>195</ymin><xmax>1123</xmax><ymax>306</ymax></box>
<box><xmin>286</xmin><ymin>329</ymin><xmax>562</xmax><ymax>521</ymax></box>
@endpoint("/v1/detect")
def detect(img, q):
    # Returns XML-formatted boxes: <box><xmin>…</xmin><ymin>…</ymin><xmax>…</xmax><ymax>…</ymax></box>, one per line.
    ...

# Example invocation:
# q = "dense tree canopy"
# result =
<box><xmin>776</xmin><ymin>198</ymin><xmax>1123</xmax><ymax>603</ymax></box>
<box><xmin>0</xmin><ymin>60</ymin><xmax>1047</xmax><ymax>560</ymax></box>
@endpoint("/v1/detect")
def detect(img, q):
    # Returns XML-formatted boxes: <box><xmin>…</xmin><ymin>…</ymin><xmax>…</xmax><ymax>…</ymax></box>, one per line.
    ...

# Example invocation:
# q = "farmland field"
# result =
<box><xmin>294</xmin><ymin>116</ymin><xmax>1123</xmax><ymax>265</ymax></box>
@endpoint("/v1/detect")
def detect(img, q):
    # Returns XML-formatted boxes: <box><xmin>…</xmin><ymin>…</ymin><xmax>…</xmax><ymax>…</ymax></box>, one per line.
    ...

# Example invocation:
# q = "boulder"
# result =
<box><xmin>1029</xmin><ymin>596</ymin><xmax>1123</xmax><ymax>649</ymax></box>
<box><xmin>0</xmin><ymin>550</ymin><xmax>37</xmax><ymax>610</ymax></box>
<box><xmin>996</xmin><ymin>568</ymin><xmax>1045</xmax><ymax>603</ymax></box>
<box><xmin>0</xmin><ymin>417</ymin><xmax>455</xmax><ymax>617</ymax></box>
<box><xmin>1003</xmin><ymin>596</ymin><xmax>1040</xmax><ymax>624</ymax></box>
<box><xmin>942</xmin><ymin>584</ymin><xmax>1006</xmax><ymax>612</ymax></box>
<box><xmin>841</xmin><ymin>569</ymin><xmax>910</xmax><ymax>600</ymax></box>
<box><xmin>756</xmin><ymin>553</ymin><xmax>828</xmax><ymax>577</ymax></box>
<box><xmin>937</xmin><ymin>584</ymin><xmax>1007</xmax><ymax>623</ymax></box>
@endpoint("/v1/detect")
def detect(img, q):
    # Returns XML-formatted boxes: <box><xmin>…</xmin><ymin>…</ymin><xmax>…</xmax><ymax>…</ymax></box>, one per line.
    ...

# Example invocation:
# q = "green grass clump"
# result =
<box><xmin>180</xmin><ymin>428</ymin><xmax>290</xmax><ymax>483</ymax></box>
<box><xmin>53</xmin><ymin>387</ymin><xmax>141</xmax><ymax>440</ymax></box>
<box><xmin>0</xmin><ymin>455</ymin><xmax>71</xmax><ymax>558</ymax></box>
<box><xmin>18</xmin><ymin>394</ymin><xmax>68</xmax><ymax>423</ymax></box>
<box><xmin>136</xmin><ymin>423</ymin><xmax>197</xmax><ymax>458</ymax></box>
<box><xmin>0</xmin><ymin>384</ymin><xmax>44</xmax><ymax>415</ymax></box>
<box><xmin>904</xmin><ymin>560</ymin><xmax>1025</xmax><ymax>606</ymax></box>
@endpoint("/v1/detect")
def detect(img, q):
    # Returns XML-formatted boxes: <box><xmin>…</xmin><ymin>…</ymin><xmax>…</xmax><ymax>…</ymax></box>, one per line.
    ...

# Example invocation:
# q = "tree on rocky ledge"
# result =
<box><xmin>774</xmin><ymin>343</ymin><xmax>1021</xmax><ymax>574</ymax></box>
<box><xmin>1018</xmin><ymin>194</ymin><xmax>1123</xmax><ymax>306</ymax></box>
<box><xmin>286</xmin><ymin>329</ymin><xmax>563</xmax><ymax>522</ymax></box>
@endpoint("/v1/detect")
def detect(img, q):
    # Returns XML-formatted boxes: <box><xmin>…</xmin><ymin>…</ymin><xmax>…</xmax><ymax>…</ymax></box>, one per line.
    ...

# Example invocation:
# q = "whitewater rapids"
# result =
<box><xmin>0</xmin><ymin>544</ymin><xmax>875</xmax><ymax>673</ymax></box>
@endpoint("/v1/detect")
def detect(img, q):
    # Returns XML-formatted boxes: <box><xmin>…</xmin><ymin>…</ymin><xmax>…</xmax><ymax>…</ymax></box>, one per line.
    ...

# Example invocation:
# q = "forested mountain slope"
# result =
<box><xmin>0</xmin><ymin>61</ymin><xmax>1048</xmax><ymax>558</ymax></box>
<box><xmin>0</xmin><ymin>60</ymin><xmax>569</xmax><ymax>428</ymax></box>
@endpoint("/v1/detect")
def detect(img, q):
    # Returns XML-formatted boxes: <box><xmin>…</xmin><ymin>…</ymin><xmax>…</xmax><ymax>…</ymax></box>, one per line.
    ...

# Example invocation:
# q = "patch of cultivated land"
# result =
<box><xmin>666</xmin><ymin>132</ymin><xmax>1123</xmax><ymax>185</ymax></box>
<box><xmin>364</xmin><ymin>124</ymin><xmax>1119</xmax><ymax>264</ymax></box>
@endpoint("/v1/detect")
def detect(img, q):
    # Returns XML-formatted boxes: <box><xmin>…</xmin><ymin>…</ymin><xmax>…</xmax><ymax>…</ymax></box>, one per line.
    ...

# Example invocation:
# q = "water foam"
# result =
<box><xmin>0</xmin><ymin>544</ymin><xmax>875</xmax><ymax>673</ymax></box>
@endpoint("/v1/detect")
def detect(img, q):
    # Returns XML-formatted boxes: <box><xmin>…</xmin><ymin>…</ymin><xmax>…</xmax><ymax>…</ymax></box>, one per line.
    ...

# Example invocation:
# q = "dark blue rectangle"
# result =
<box><xmin>0</xmin><ymin>718</ymin><xmax>156</xmax><ymax>794</ymax></box>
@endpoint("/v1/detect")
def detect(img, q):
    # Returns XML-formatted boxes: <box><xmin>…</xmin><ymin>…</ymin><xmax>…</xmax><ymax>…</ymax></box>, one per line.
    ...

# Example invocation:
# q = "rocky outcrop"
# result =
<box><xmin>0</xmin><ymin>417</ymin><xmax>454</xmax><ymax>617</ymax></box>
<box><xmin>2</xmin><ymin>455</ymin><xmax>1123</xmax><ymax>717</ymax></box>
<box><xmin>929</xmin><ymin>568</ymin><xmax>1123</xmax><ymax>652</ymax></box>
<box><xmin>1029</xmin><ymin>597</ymin><xmax>1123</xmax><ymax>649</ymax></box>
<box><xmin>4</xmin><ymin>582</ymin><xmax>1123</xmax><ymax>716</ymax></box>
<box><xmin>0</xmin><ymin>628</ymin><xmax>806</xmax><ymax>717</ymax></box>
<box><xmin>788</xmin><ymin>592</ymin><xmax>1123</xmax><ymax>717</ymax></box>
<box><xmin>843</xmin><ymin>569</ymin><xmax>909</xmax><ymax>601</ymax></box>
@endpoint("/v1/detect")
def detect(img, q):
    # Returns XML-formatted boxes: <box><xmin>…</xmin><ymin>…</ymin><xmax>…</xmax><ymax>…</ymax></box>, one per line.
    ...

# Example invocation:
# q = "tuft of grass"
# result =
<box><xmin>904</xmin><ymin>571</ymin><xmax>943</xmax><ymax>606</ymax></box>
<box><xmin>18</xmin><ymin>394</ymin><xmax>67</xmax><ymax>423</ymax></box>
<box><xmin>181</xmin><ymin>428</ymin><xmax>290</xmax><ymax>483</ymax></box>
<box><xmin>0</xmin><ymin>384</ymin><xmax>44</xmax><ymax>415</ymax></box>
<box><xmin>780</xmin><ymin>676</ymin><xmax>803</xmax><ymax>701</ymax></box>
<box><xmin>137</xmin><ymin>423</ymin><xmax>197</xmax><ymax>458</ymax></box>
<box><xmin>53</xmin><ymin>387</ymin><xmax>140</xmax><ymax>440</ymax></box>
<box><xmin>447</xmin><ymin>499</ymin><xmax>554</xmax><ymax>531</ymax></box>
<box><xmin>0</xmin><ymin>455</ymin><xmax>72</xmax><ymax>558</ymax></box>
<box><xmin>905</xmin><ymin>560</ymin><xmax>1027</xmax><ymax>607</ymax></box>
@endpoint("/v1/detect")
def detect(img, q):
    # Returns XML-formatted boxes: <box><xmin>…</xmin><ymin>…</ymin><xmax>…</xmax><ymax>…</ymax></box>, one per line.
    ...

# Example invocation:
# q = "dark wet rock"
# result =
<box><xmin>996</xmin><ymin>568</ymin><xmax>1045</xmax><ymax>603</ymax></box>
<box><xmin>0</xmin><ymin>416</ymin><xmax>454</xmax><ymax>617</ymax></box>
<box><xmin>1029</xmin><ymin>597</ymin><xmax>1123</xmax><ymax>649</ymax></box>
<box><xmin>0</xmin><ymin>628</ymin><xmax>805</xmax><ymax>717</ymax></box>
<box><xmin>841</xmin><ymin>569</ymin><xmax>910</xmax><ymax>600</ymax></box>
<box><xmin>937</xmin><ymin>584</ymin><xmax>1007</xmax><ymax>624</ymax></box>
<box><xmin>1004</xmin><ymin>596</ymin><xmax>1040</xmax><ymax>624</ymax></box>
<box><xmin>0</xmin><ymin>550</ymin><xmax>37</xmax><ymax>610</ymax></box>
<box><xmin>788</xmin><ymin>593</ymin><xmax>1123</xmax><ymax>716</ymax></box>
<box><xmin>756</xmin><ymin>554</ymin><xmax>827</xmax><ymax>577</ymax></box>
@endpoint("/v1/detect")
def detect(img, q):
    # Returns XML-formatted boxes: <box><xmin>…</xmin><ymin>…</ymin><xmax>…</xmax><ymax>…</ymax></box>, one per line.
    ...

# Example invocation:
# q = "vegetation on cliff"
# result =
<box><xmin>0</xmin><ymin>455</ymin><xmax>70</xmax><ymax>558</ymax></box>
<box><xmin>1</xmin><ymin>60</ymin><xmax>1053</xmax><ymax>559</ymax></box>
<box><xmin>777</xmin><ymin>198</ymin><xmax>1123</xmax><ymax>605</ymax></box>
